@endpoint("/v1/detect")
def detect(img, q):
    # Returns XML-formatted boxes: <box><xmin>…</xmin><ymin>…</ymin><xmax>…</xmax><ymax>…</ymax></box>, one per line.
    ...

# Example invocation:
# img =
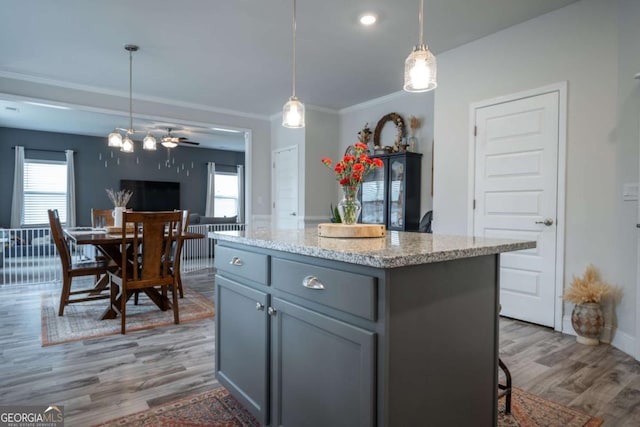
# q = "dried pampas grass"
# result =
<box><xmin>562</xmin><ymin>264</ymin><xmax>611</xmax><ymax>304</ymax></box>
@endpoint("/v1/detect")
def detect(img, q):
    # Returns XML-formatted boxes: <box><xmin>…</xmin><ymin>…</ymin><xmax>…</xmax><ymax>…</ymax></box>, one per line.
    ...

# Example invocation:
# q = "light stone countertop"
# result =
<box><xmin>211</xmin><ymin>227</ymin><xmax>536</xmax><ymax>269</ymax></box>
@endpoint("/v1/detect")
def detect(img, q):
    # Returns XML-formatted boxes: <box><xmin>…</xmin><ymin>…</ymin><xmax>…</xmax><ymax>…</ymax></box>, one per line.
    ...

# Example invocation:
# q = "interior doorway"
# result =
<box><xmin>272</xmin><ymin>145</ymin><xmax>299</xmax><ymax>228</ymax></box>
<box><xmin>469</xmin><ymin>83</ymin><xmax>567</xmax><ymax>329</ymax></box>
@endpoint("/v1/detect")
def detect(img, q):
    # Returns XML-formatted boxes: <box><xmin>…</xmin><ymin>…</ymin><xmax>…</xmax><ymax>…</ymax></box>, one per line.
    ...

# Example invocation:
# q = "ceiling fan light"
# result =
<box><xmin>121</xmin><ymin>136</ymin><xmax>135</xmax><ymax>153</ymax></box>
<box><xmin>143</xmin><ymin>134</ymin><xmax>157</xmax><ymax>150</ymax></box>
<box><xmin>403</xmin><ymin>45</ymin><xmax>437</xmax><ymax>93</ymax></box>
<box><xmin>108</xmin><ymin>131</ymin><xmax>123</xmax><ymax>148</ymax></box>
<box><xmin>282</xmin><ymin>96</ymin><xmax>305</xmax><ymax>128</ymax></box>
<box><xmin>161</xmin><ymin>140</ymin><xmax>178</xmax><ymax>149</ymax></box>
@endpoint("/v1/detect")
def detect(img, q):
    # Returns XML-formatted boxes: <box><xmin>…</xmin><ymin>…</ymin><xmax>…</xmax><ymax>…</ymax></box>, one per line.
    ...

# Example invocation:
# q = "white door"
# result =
<box><xmin>473</xmin><ymin>91</ymin><xmax>559</xmax><ymax>327</ymax></box>
<box><xmin>272</xmin><ymin>146</ymin><xmax>299</xmax><ymax>228</ymax></box>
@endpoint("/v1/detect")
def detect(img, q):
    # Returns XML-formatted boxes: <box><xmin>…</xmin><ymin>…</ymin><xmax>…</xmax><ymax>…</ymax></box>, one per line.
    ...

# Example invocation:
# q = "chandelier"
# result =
<box><xmin>107</xmin><ymin>44</ymin><xmax>157</xmax><ymax>152</ymax></box>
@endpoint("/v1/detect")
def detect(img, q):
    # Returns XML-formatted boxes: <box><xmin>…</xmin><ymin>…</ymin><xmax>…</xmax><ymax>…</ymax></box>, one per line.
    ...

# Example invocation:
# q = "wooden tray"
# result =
<box><xmin>105</xmin><ymin>225</ymin><xmax>135</xmax><ymax>234</ymax></box>
<box><xmin>317</xmin><ymin>223</ymin><xmax>386</xmax><ymax>238</ymax></box>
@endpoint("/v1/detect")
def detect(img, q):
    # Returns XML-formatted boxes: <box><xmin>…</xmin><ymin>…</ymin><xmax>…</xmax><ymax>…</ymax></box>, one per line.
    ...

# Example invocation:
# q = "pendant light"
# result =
<box><xmin>143</xmin><ymin>132</ymin><xmax>157</xmax><ymax>150</ymax></box>
<box><xmin>282</xmin><ymin>0</ymin><xmax>305</xmax><ymax>128</ymax></box>
<box><xmin>107</xmin><ymin>44</ymin><xmax>141</xmax><ymax>152</ymax></box>
<box><xmin>403</xmin><ymin>0</ymin><xmax>437</xmax><ymax>93</ymax></box>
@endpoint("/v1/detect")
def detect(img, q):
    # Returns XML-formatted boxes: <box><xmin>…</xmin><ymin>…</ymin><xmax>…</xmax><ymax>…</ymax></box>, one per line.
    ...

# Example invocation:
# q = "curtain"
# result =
<box><xmin>205</xmin><ymin>162</ymin><xmax>216</xmax><ymax>217</ymax></box>
<box><xmin>10</xmin><ymin>146</ymin><xmax>25</xmax><ymax>228</ymax></box>
<box><xmin>65</xmin><ymin>150</ymin><xmax>76</xmax><ymax>227</ymax></box>
<box><xmin>237</xmin><ymin>164</ymin><xmax>245</xmax><ymax>223</ymax></box>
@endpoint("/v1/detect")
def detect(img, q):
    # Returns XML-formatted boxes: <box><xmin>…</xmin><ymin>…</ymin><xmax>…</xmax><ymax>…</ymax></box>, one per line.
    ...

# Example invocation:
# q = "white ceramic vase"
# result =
<box><xmin>113</xmin><ymin>206</ymin><xmax>125</xmax><ymax>228</ymax></box>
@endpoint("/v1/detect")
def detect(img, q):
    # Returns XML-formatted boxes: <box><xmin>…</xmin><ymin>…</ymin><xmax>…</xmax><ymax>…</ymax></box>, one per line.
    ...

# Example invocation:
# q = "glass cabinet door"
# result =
<box><xmin>361</xmin><ymin>160</ymin><xmax>386</xmax><ymax>224</ymax></box>
<box><xmin>388</xmin><ymin>158</ymin><xmax>405</xmax><ymax>229</ymax></box>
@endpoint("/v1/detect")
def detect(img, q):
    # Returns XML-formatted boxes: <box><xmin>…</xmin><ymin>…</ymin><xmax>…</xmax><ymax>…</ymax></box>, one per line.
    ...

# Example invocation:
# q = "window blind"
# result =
<box><xmin>23</xmin><ymin>160</ymin><xmax>67</xmax><ymax>225</ymax></box>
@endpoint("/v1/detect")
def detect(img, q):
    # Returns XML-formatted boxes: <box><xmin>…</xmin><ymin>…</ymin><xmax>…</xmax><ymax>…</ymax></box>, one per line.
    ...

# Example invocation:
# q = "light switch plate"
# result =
<box><xmin>623</xmin><ymin>183</ymin><xmax>639</xmax><ymax>201</ymax></box>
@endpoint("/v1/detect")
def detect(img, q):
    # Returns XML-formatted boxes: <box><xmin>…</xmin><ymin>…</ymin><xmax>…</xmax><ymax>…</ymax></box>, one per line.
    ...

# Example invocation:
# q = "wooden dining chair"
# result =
<box><xmin>91</xmin><ymin>208</ymin><xmax>114</xmax><ymax>228</ymax></box>
<box><xmin>133</xmin><ymin>209</ymin><xmax>189</xmax><ymax>304</ymax></box>
<box><xmin>109</xmin><ymin>211</ymin><xmax>184</xmax><ymax>334</ymax></box>
<box><xmin>174</xmin><ymin>209</ymin><xmax>190</xmax><ymax>298</ymax></box>
<box><xmin>48</xmin><ymin>209</ymin><xmax>113</xmax><ymax>316</ymax></box>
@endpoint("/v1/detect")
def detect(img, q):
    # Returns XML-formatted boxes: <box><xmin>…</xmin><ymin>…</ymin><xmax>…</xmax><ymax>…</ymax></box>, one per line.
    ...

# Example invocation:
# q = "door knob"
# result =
<box><xmin>267</xmin><ymin>307</ymin><xmax>277</xmax><ymax>316</ymax></box>
<box><xmin>256</xmin><ymin>302</ymin><xmax>265</xmax><ymax>311</ymax></box>
<box><xmin>535</xmin><ymin>218</ymin><xmax>554</xmax><ymax>226</ymax></box>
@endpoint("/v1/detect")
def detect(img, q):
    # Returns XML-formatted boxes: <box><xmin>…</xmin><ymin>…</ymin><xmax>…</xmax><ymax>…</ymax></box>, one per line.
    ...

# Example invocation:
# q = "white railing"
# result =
<box><xmin>181</xmin><ymin>223</ymin><xmax>246</xmax><ymax>273</ymax></box>
<box><xmin>0</xmin><ymin>223</ymin><xmax>245</xmax><ymax>286</ymax></box>
<box><xmin>1</xmin><ymin>226</ymin><xmax>63</xmax><ymax>286</ymax></box>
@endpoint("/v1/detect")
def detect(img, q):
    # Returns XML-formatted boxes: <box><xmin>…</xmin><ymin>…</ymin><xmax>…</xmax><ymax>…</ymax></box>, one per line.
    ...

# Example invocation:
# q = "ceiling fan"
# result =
<box><xmin>160</xmin><ymin>128</ymin><xmax>200</xmax><ymax>148</ymax></box>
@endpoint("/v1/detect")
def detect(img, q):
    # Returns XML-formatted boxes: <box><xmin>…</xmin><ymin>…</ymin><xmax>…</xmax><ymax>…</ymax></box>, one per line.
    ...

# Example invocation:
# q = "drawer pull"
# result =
<box><xmin>229</xmin><ymin>257</ymin><xmax>243</xmax><ymax>266</ymax></box>
<box><xmin>256</xmin><ymin>302</ymin><xmax>265</xmax><ymax>311</ymax></box>
<box><xmin>302</xmin><ymin>275</ymin><xmax>325</xmax><ymax>290</ymax></box>
<box><xmin>267</xmin><ymin>307</ymin><xmax>277</xmax><ymax>316</ymax></box>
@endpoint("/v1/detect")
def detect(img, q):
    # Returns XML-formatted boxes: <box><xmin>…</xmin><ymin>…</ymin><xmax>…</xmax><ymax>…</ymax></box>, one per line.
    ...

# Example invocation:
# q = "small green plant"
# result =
<box><xmin>330</xmin><ymin>203</ymin><xmax>341</xmax><ymax>223</ymax></box>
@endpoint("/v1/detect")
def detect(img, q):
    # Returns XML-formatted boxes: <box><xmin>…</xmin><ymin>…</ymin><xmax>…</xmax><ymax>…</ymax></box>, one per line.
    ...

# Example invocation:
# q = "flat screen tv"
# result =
<box><xmin>120</xmin><ymin>180</ymin><xmax>180</xmax><ymax>211</ymax></box>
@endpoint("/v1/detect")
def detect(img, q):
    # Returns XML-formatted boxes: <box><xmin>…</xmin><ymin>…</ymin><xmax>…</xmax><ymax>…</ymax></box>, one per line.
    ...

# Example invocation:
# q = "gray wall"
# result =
<box><xmin>0</xmin><ymin>127</ymin><xmax>244</xmax><ymax>227</ymax></box>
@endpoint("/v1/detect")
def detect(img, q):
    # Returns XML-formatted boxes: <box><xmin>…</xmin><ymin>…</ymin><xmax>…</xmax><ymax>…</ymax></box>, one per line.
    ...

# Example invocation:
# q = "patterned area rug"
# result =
<box><xmin>93</xmin><ymin>387</ymin><xmax>258</xmax><ymax>427</ymax></box>
<box><xmin>94</xmin><ymin>386</ymin><xmax>603</xmax><ymax>427</ymax></box>
<box><xmin>41</xmin><ymin>288</ymin><xmax>214</xmax><ymax>346</ymax></box>
<box><xmin>499</xmin><ymin>387</ymin><xmax>603</xmax><ymax>427</ymax></box>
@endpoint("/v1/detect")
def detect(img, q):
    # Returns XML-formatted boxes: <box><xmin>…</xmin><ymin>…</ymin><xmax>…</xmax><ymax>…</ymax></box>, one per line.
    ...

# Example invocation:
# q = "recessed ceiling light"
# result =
<box><xmin>359</xmin><ymin>13</ymin><xmax>377</xmax><ymax>26</ymax></box>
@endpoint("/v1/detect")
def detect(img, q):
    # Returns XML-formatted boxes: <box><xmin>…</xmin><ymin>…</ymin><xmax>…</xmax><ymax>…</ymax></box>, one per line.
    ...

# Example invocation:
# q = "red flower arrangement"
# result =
<box><xmin>321</xmin><ymin>143</ymin><xmax>383</xmax><ymax>190</ymax></box>
<box><xmin>321</xmin><ymin>143</ymin><xmax>383</xmax><ymax>224</ymax></box>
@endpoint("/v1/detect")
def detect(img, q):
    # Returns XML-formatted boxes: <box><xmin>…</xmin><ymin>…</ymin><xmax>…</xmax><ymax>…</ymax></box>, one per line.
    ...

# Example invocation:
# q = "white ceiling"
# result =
<box><xmin>0</xmin><ymin>0</ymin><xmax>578</xmax><ymax>151</ymax></box>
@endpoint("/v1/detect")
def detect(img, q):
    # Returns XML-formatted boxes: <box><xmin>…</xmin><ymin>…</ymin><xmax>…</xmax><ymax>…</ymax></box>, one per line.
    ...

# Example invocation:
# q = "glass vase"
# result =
<box><xmin>338</xmin><ymin>186</ymin><xmax>362</xmax><ymax>225</ymax></box>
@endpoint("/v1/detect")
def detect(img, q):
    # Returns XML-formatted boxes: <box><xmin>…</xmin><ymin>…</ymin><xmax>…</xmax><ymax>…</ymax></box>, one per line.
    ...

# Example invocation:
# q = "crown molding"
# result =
<box><xmin>339</xmin><ymin>90</ymin><xmax>409</xmax><ymax>114</ymax></box>
<box><xmin>0</xmin><ymin>70</ymin><xmax>270</xmax><ymax>121</ymax></box>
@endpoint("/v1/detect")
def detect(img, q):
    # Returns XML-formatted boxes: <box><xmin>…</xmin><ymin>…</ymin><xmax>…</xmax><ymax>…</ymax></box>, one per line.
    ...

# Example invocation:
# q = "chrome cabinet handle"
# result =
<box><xmin>302</xmin><ymin>275</ymin><xmax>325</xmax><ymax>290</ymax></box>
<box><xmin>256</xmin><ymin>302</ymin><xmax>265</xmax><ymax>311</ymax></box>
<box><xmin>267</xmin><ymin>306</ymin><xmax>277</xmax><ymax>316</ymax></box>
<box><xmin>535</xmin><ymin>218</ymin><xmax>554</xmax><ymax>226</ymax></box>
<box><xmin>229</xmin><ymin>257</ymin><xmax>243</xmax><ymax>266</ymax></box>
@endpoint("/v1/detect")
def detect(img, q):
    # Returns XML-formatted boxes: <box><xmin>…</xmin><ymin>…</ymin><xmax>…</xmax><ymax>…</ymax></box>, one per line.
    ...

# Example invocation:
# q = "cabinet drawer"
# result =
<box><xmin>272</xmin><ymin>258</ymin><xmax>376</xmax><ymax>321</ymax></box>
<box><xmin>215</xmin><ymin>245</ymin><xmax>268</xmax><ymax>285</ymax></box>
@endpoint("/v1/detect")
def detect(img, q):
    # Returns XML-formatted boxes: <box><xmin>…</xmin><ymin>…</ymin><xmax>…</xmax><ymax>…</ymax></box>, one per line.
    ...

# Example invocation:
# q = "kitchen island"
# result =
<box><xmin>212</xmin><ymin>228</ymin><xmax>535</xmax><ymax>427</ymax></box>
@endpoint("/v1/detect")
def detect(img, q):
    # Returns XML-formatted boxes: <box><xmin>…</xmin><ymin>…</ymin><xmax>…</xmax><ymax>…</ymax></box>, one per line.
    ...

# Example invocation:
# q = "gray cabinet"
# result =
<box><xmin>215</xmin><ymin>241</ymin><xmax>499</xmax><ymax>426</ymax></box>
<box><xmin>215</xmin><ymin>276</ymin><xmax>269</xmax><ymax>424</ymax></box>
<box><xmin>270</xmin><ymin>297</ymin><xmax>375</xmax><ymax>427</ymax></box>
<box><xmin>215</xmin><ymin>244</ymin><xmax>378</xmax><ymax>426</ymax></box>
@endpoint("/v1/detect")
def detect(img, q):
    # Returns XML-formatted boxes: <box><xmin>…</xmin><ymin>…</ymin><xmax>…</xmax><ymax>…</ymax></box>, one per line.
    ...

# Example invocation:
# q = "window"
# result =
<box><xmin>214</xmin><ymin>172</ymin><xmax>238</xmax><ymax>217</ymax></box>
<box><xmin>23</xmin><ymin>160</ymin><xmax>67</xmax><ymax>225</ymax></box>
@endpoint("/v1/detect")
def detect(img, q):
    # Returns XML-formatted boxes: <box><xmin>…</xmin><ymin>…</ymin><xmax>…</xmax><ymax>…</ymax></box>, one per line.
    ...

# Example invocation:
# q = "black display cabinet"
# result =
<box><xmin>360</xmin><ymin>152</ymin><xmax>422</xmax><ymax>231</ymax></box>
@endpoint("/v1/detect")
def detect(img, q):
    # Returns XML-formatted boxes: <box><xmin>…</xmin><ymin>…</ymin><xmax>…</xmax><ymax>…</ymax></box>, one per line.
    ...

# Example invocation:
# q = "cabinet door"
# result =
<box><xmin>270</xmin><ymin>298</ymin><xmax>375</xmax><ymax>427</ymax></box>
<box><xmin>216</xmin><ymin>276</ymin><xmax>269</xmax><ymax>424</ymax></box>
<box><xmin>360</xmin><ymin>157</ymin><xmax>387</xmax><ymax>225</ymax></box>
<box><xmin>387</xmin><ymin>156</ymin><xmax>407</xmax><ymax>230</ymax></box>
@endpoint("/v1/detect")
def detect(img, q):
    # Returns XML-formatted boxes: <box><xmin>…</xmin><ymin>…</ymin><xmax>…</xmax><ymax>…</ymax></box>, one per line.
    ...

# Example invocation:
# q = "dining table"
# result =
<box><xmin>65</xmin><ymin>227</ymin><xmax>205</xmax><ymax>320</ymax></box>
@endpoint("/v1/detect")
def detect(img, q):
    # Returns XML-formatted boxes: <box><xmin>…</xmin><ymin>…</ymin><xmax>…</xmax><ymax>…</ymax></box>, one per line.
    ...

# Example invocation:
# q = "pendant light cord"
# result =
<box><xmin>128</xmin><ymin>48</ymin><xmax>133</xmax><ymax>132</ymax></box>
<box><xmin>292</xmin><ymin>0</ymin><xmax>297</xmax><ymax>98</ymax></box>
<box><xmin>419</xmin><ymin>0</ymin><xmax>424</xmax><ymax>45</ymax></box>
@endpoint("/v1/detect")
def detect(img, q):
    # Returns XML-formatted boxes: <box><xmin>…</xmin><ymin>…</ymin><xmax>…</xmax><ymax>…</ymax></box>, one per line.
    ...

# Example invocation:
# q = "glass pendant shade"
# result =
<box><xmin>143</xmin><ymin>134</ymin><xmax>157</xmax><ymax>150</ymax></box>
<box><xmin>108</xmin><ymin>131</ymin><xmax>123</xmax><ymax>147</ymax></box>
<box><xmin>403</xmin><ymin>44</ymin><xmax>437</xmax><ymax>93</ymax></box>
<box><xmin>282</xmin><ymin>96</ymin><xmax>305</xmax><ymax>128</ymax></box>
<box><xmin>121</xmin><ymin>136</ymin><xmax>134</xmax><ymax>153</ymax></box>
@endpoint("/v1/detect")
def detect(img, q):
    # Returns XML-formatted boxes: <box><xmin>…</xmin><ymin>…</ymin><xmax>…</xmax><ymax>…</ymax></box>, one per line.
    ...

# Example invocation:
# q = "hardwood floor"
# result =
<box><xmin>0</xmin><ymin>270</ymin><xmax>638</xmax><ymax>426</ymax></box>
